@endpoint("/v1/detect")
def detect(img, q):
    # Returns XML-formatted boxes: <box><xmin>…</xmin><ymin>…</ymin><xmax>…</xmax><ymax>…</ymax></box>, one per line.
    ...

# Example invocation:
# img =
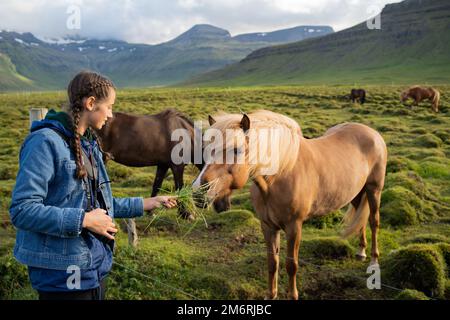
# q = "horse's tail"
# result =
<box><xmin>432</xmin><ymin>89</ymin><xmax>440</xmax><ymax>112</ymax></box>
<box><xmin>341</xmin><ymin>193</ymin><xmax>370</xmax><ymax>238</ymax></box>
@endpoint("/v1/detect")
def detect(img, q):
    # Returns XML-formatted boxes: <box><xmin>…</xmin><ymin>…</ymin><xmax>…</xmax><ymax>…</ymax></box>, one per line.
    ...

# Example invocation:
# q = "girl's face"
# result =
<box><xmin>85</xmin><ymin>88</ymin><xmax>115</xmax><ymax>130</ymax></box>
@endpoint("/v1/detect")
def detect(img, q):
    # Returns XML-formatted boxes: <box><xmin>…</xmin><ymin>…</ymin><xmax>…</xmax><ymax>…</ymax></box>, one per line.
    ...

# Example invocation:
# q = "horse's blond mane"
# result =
<box><xmin>210</xmin><ymin>110</ymin><xmax>302</xmax><ymax>178</ymax></box>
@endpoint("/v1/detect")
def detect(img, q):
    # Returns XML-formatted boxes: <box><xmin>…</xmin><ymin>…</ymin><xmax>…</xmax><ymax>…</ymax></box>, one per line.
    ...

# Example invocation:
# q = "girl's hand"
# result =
<box><xmin>82</xmin><ymin>208</ymin><xmax>118</xmax><ymax>240</ymax></box>
<box><xmin>143</xmin><ymin>196</ymin><xmax>177</xmax><ymax>211</ymax></box>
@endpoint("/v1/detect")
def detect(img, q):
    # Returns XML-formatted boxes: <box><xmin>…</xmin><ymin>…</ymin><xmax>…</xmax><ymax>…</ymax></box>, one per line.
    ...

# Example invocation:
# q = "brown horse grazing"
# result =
<box><xmin>400</xmin><ymin>86</ymin><xmax>440</xmax><ymax>112</ymax></box>
<box><xmin>350</xmin><ymin>89</ymin><xmax>366</xmax><ymax>104</ymax></box>
<box><xmin>95</xmin><ymin>109</ymin><xmax>203</xmax><ymax>219</ymax></box>
<box><xmin>193</xmin><ymin>110</ymin><xmax>387</xmax><ymax>300</ymax></box>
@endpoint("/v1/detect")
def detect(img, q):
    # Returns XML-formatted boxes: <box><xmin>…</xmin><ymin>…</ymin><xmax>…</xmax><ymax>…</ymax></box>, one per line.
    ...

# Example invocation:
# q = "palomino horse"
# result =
<box><xmin>95</xmin><ymin>108</ymin><xmax>203</xmax><ymax>219</ymax></box>
<box><xmin>401</xmin><ymin>86</ymin><xmax>440</xmax><ymax>112</ymax></box>
<box><xmin>193</xmin><ymin>110</ymin><xmax>387</xmax><ymax>300</ymax></box>
<box><xmin>350</xmin><ymin>89</ymin><xmax>366</xmax><ymax>104</ymax></box>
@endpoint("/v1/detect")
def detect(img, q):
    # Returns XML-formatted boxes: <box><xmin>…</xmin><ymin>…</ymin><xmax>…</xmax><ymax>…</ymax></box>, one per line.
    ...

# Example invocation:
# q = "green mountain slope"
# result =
<box><xmin>0</xmin><ymin>53</ymin><xmax>36</xmax><ymax>90</ymax></box>
<box><xmin>0</xmin><ymin>24</ymin><xmax>333</xmax><ymax>91</ymax></box>
<box><xmin>185</xmin><ymin>0</ymin><xmax>450</xmax><ymax>86</ymax></box>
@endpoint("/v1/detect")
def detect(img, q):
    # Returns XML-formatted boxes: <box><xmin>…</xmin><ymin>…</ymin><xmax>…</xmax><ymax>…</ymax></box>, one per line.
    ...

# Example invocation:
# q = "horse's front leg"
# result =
<box><xmin>286</xmin><ymin>220</ymin><xmax>302</xmax><ymax>300</ymax></box>
<box><xmin>262</xmin><ymin>222</ymin><xmax>280</xmax><ymax>300</ymax></box>
<box><xmin>151</xmin><ymin>164</ymin><xmax>169</xmax><ymax>197</ymax></box>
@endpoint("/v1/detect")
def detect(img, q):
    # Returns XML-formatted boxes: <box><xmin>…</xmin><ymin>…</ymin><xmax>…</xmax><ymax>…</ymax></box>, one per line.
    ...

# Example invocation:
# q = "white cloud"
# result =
<box><xmin>0</xmin><ymin>0</ymin><xmax>403</xmax><ymax>44</ymax></box>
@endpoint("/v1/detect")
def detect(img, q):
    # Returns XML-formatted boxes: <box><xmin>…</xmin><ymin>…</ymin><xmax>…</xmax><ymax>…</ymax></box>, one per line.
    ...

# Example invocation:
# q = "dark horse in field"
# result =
<box><xmin>95</xmin><ymin>108</ymin><xmax>203</xmax><ymax>219</ymax></box>
<box><xmin>350</xmin><ymin>89</ymin><xmax>366</xmax><ymax>104</ymax></box>
<box><xmin>401</xmin><ymin>86</ymin><xmax>440</xmax><ymax>113</ymax></box>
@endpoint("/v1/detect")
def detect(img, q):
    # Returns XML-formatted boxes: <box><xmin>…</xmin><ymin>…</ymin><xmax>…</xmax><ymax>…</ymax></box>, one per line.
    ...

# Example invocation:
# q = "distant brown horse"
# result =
<box><xmin>193</xmin><ymin>110</ymin><xmax>387</xmax><ymax>300</ymax></box>
<box><xmin>401</xmin><ymin>86</ymin><xmax>440</xmax><ymax>112</ymax></box>
<box><xmin>350</xmin><ymin>89</ymin><xmax>366</xmax><ymax>104</ymax></box>
<box><xmin>96</xmin><ymin>109</ymin><xmax>203</xmax><ymax>219</ymax></box>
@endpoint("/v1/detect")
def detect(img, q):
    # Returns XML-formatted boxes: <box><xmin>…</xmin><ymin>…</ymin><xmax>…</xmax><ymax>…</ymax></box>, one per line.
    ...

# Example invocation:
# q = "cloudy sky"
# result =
<box><xmin>0</xmin><ymin>0</ymin><xmax>402</xmax><ymax>44</ymax></box>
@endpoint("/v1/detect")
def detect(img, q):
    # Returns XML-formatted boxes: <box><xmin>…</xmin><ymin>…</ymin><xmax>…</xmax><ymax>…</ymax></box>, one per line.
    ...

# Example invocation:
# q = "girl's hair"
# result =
<box><xmin>67</xmin><ymin>71</ymin><xmax>115</xmax><ymax>179</ymax></box>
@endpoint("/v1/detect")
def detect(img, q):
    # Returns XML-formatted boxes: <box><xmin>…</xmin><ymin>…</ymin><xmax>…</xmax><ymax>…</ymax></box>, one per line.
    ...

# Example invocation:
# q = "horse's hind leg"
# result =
<box><xmin>366</xmin><ymin>187</ymin><xmax>382</xmax><ymax>265</ymax></box>
<box><xmin>351</xmin><ymin>191</ymin><xmax>367</xmax><ymax>261</ymax></box>
<box><xmin>357</xmin><ymin>225</ymin><xmax>367</xmax><ymax>261</ymax></box>
<box><xmin>285</xmin><ymin>220</ymin><xmax>302</xmax><ymax>300</ymax></box>
<box><xmin>151</xmin><ymin>164</ymin><xmax>169</xmax><ymax>197</ymax></box>
<box><xmin>262</xmin><ymin>222</ymin><xmax>280</xmax><ymax>300</ymax></box>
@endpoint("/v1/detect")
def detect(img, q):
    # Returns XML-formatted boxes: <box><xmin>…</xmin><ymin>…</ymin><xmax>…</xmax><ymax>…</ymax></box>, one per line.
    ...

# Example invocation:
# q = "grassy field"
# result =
<box><xmin>0</xmin><ymin>85</ymin><xmax>449</xmax><ymax>300</ymax></box>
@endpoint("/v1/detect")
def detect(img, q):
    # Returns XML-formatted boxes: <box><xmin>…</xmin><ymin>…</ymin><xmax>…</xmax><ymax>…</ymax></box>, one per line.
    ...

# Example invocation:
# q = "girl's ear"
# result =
<box><xmin>85</xmin><ymin>96</ymin><xmax>96</xmax><ymax>111</ymax></box>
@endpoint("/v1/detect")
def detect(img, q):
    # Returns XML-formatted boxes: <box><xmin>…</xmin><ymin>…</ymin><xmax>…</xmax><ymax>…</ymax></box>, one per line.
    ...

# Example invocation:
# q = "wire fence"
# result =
<box><xmin>111</xmin><ymin>213</ymin><xmax>421</xmax><ymax>300</ymax></box>
<box><xmin>0</xmin><ymin>210</ymin><xmax>433</xmax><ymax>299</ymax></box>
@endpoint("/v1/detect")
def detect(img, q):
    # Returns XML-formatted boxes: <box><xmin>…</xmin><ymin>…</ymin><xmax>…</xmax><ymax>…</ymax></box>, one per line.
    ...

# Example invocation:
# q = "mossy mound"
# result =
<box><xmin>415</xmin><ymin>134</ymin><xmax>443</xmax><ymax>148</ymax></box>
<box><xmin>417</xmin><ymin>159</ymin><xmax>450</xmax><ymax>180</ymax></box>
<box><xmin>381</xmin><ymin>186</ymin><xmax>436</xmax><ymax>226</ymax></box>
<box><xmin>302</xmin><ymin>237</ymin><xmax>353</xmax><ymax>260</ymax></box>
<box><xmin>386</xmin><ymin>157</ymin><xmax>411</xmax><ymax>173</ymax></box>
<box><xmin>383</xmin><ymin>244</ymin><xmax>446</xmax><ymax>298</ymax></box>
<box><xmin>435</xmin><ymin>242</ymin><xmax>450</xmax><ymax>277</ymax></box>
<box><xmin>208</xmin><ymin>209</ymin><xmax>260</xmax><ymax>234</ymax></box>
<box><xmin>432</xmin><ymin>130</ymin><xmax>449</xmax><ymax>144</ymax></box>
<box><xmin>381</xmin><ymin>199</ymin><xmax>418</xmax><ymax>227</ymax></box>
<box><xmin>304</xmin><ymin>210</ymin><xmax>344</xmax><ymax>229</ymax></box>
<box><xmin>407</xmin><ymin>234</ymin><xmax>448</xmax><ymax>244</ymax></box>
<box><xmin>395</xmin><ymin>289</ymin><xmax>430</xmax><ymax>300</ymax></box>
<box><xmin>385</xmin><ymin>171</ymin><xmax>434</xmax><ymax>200</ymax></box>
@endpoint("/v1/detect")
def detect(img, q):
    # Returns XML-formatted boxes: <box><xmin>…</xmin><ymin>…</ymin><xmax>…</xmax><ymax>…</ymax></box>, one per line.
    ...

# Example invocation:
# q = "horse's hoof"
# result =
<box><xmin>264</xmin><ymin>294</ymin><xmax>277</xmax><ymax>300</ymax></box>
<box><xmin>287</xmin><ymin>293</ymin><xmax>299</xmax><ymax>300</ymax></box>
<box><xmin>370</xmin><ymin>258</ymin><xmax>379</xmax><ymax>266</ymax></box>
<box><xmin>355</xmin><ymin>254</ymin><xmax>367</xmax><ymax>261</ymax></box>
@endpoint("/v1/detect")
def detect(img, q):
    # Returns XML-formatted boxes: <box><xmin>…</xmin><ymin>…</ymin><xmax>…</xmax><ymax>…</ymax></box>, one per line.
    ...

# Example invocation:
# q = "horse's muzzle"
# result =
<box><xmin>213</xmin><ymin>196</ymin><xmax>231</xmax><ymax>213</ymax></box>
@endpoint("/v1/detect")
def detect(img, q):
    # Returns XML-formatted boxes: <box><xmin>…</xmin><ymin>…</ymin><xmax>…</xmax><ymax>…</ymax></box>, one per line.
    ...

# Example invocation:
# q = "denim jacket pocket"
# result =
<box><xmin>59</xmin><ymin>160</ymin><xmax>81</xmax><ymax>195</ymax></box>
<box><xmin>43</xmin><ymin>234</ymin><xmax>65</xmax><ymax>254</ymax></box>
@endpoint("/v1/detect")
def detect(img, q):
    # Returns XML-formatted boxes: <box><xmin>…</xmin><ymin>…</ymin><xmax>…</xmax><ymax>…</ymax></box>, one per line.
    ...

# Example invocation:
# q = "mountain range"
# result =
<box><xmin>185</xmin><ymin>0</ymin><xmax>450</xmax><ymax>86</ymax></box>
<box><xmin>0</xmin><ymin>24</ymin><xmax>333</xmax><ymax>91</ymax></box>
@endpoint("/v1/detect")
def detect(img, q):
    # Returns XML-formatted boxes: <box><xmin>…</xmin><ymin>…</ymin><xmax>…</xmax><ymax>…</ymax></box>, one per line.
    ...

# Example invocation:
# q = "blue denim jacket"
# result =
<box><xmin>9</xmin><ymin>118</ymin><xmax>144</xmax><ymax>271</ymax></box>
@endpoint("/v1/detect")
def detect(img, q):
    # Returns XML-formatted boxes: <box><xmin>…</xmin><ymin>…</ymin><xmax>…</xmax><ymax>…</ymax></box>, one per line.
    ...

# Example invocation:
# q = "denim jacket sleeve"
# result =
<box><xmin>112</xmin><ymin>197</ymin><xmax>144</xmax><ymax>219</ymax></box>
<box><xmin>9</xmin><ymin>132</ymin><xmax>85</xmax><ymax>238</ymax></box>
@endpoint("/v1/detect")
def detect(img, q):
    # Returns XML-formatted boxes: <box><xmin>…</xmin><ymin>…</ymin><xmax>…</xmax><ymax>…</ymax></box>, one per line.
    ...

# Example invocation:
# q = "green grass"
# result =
<box><xmin>0</xmin><ymin>84</ymin><xmax>449</xmax><ymax>300</ymax></box>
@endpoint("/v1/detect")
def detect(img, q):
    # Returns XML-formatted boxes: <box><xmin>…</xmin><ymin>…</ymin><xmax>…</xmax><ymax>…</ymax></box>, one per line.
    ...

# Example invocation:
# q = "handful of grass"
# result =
<box><xmin>143</xmin><ymin>182</ymin><xmax>214</xmax><ymax>234</ymax></box>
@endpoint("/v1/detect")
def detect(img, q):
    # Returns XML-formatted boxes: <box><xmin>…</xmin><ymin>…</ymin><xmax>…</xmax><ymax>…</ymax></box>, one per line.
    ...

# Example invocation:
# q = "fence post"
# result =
<box><xmin>127</xmin><ymin>219</ymin><xmax>138</xmax><ymax>247</ymax></box>
<box><xmin>29</xmin><ymin>108</ymin><xmax>48</xmax><ymax>127</ymax></box>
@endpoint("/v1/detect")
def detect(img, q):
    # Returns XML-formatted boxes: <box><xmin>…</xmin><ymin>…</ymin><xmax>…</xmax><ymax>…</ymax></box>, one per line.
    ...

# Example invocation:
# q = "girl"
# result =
<box><xmin>9</xmin><ymin>71</ymin><xmax>177</xmax><ymax>300</ymax></box>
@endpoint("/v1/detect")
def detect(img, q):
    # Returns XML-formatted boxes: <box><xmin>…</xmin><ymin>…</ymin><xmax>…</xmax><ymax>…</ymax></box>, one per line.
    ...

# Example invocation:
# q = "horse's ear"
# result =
<box><xmin>208</xmin><ymin>115</ymin><xmax>216</xmax><ymax>126</ymax></box>
<box><xmin>240</xmin><ymin>114</ymin><xmax>250</xmax><ymax>132</ymax></box>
